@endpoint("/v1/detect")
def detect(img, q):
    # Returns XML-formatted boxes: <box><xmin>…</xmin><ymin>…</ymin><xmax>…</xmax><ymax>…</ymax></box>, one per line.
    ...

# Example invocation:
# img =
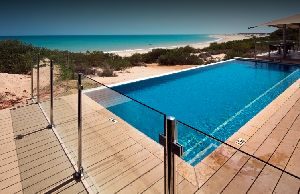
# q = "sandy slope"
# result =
<box><xmin>90</xmin><ymin>63</ymin><xmax>196</xmax><ymax>85</ymax></box>
<box><xmin>0</xmin><ymin>65</ymin><xmax>51</xmax><ymax>109</ymax></box>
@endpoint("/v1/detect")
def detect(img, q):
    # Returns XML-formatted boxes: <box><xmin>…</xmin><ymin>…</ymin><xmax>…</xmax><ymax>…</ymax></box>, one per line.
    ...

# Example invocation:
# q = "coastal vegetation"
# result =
<box><xmin>0</xmin><ymin>41</ymin><xmax>130</xmax><ymax>79</ymax></box>
<box><xmin>0</xmin><ymin>29</ymin><xmax>298</xmax><ymax>79</ymax></box>
<box><xmin>142</xmin><ymin>47</ymin><xmax>204</xmax><ymax>65</ymax></box>
<box><xmin>0</xmin><ymin>41</ymin><xmax>205</xmax><ymax>78</ymax></box>
<box><xmin>0</xmin><ymin>40</ymin><xmax>36</xmax><ymax>74</ymax></box>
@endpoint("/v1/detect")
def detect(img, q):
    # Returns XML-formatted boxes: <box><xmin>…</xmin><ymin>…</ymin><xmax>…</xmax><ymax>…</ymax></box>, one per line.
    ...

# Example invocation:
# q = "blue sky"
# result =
<box><xmin>0</xmin><ymin>0</ymin><xmax>299</xmax><ymax>35</ymax></box>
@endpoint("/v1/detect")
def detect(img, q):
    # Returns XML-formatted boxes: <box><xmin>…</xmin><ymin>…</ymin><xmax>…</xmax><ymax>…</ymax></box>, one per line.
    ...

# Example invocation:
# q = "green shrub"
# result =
<box><xmin>158</xmin><ymin>48</ymin><xmax>204</xmax><ymax>65</ymax></box>
<box><xmin>96</xmin><ymin>65</ymin><xmax>115</xmax><ymax>77</ymax></box>
<box><xmin>59</xmin><ymin>63</ymin><xmax>75</xmax><ymax>80</ymax></box>
<box><xmin>178</xmin><ymin>46</ymin><xmax>198</xmax><ymax>53</ymax></box>
<box><xmin>141</xmin><ymin>46</ymin><xmax>198</xmax><ymax>64</ymax></box>
<box><xmin>104</xmin><ymin>56</ymin><xmax>131</xmax><ymax>71</ymax></box>
<box><xmin>129</xmin><ymin>53</ymin><xmax>144</xmax><ymax>66</ymax></box>
<box><xmin>0</xmin><ymin>40</ymin><xmax>132</xmax><ymax>78</ymax></box>
<box><xmin>142</xmin><ymin>48</ymin><xmax>168</xmax><ymax>63</ymax></box>
<box><xmin>0</xmin><ymin>40</ymin><xmax>35</xmax><ymax>74</ymax></box>
<box><xmin>101</xmin><ymin>68</ymin><xmax>115</xmax><ymax>77</ymax></box>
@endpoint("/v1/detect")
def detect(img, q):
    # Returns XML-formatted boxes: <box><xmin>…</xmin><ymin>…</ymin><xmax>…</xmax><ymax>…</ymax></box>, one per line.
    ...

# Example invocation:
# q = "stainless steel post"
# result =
<box><xmin>165</xmin><ymin>116</ymin><xmax>177</xmax><ymax>194</ymax></box>
<box><xmin>298</xmin><ymin>26</ymin><xmax>300</xmax><ymax>51</ymax></box>
<box><xmin>49</xmin><ymin>60</ymin><xmax>54</xmax><ymax>128</ymax></box>
<box><xmin>269</xmin><ymin>41</ymin><xmax>271</xmax><ymax>58</ymax></box>
<box><xmin>253</xmin><ymin>36</ymin><xmax>257</xmax><ymax>60</ymax></box>
<box><xmin>159</xmin><ymin>116</ymin><xmax>183</xmax><ymax>194</ymax></box>
<box><xmin>37</xmin><ymin>55</ymin><xmax>40</xmax><ymax>103</ymax></box>
<box><xmin>31</xmin><ymin>64</ymin><xmax>34</xmax><ymax>99</ymax></box>
<box><xmin>283</xmin><ymin>24</ymin><xmax>287</xmax><ymax>59</ymax></box>
<box><xmin>75</xmin><ymin>73</ymin><xmax>83</xmax><ymax>179</ymax></box>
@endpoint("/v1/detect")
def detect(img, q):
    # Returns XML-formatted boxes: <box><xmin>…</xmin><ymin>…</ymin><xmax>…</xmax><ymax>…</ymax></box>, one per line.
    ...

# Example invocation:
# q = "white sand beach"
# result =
<box><xmin>113</xmin><ymin>34</ymin><xmax>252</xmax><ymax>57</ymax></box>
<box><xmin>191</xmin><ymin>34</ymin><xmax>252</xmax><ymax>48</ymax></box>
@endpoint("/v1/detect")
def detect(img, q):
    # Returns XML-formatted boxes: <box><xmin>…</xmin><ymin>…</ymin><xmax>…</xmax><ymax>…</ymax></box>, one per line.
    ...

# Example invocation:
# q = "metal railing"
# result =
<box><xmin>31</xmin><ymin>60</ymin><xmax>85</xmax><ymax>180</ymax></box>
<box><xmin>30</xmin><ymin>58</ymin><xmax>300</xmax><ymax>194</ymax></box>
<box><xmin>31</xmin><ymin>63</ymin><xmax>34</xmax><ymax>99</ymax></box>
<box><xmin>49</xmin><ymin>60</ymin><xmax>54</xmax><ymax>128</ymax></box>
<box><xmin>75</xmin><ymin>73</ymin><xmax>83</xmax><ymax>179</ymax></box>
<box><xmin>36</xmin><ymin>55</ymin><xmax>40</xmax><ymax>103</ymax></box>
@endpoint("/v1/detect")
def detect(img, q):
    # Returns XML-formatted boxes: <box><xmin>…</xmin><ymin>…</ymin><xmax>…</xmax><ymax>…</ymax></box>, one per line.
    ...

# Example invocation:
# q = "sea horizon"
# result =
<box><xmin>0</xmin><ymin>34</ymin><xmax>217</xmax><ymax>53</ymax></box>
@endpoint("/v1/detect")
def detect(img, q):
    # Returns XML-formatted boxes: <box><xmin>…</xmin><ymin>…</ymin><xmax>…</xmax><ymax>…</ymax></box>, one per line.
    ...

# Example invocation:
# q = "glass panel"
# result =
<box><xmin>31</xmin><ymin>56</ymin><xmax>38</xmax><ymax>102</ymax></box>
<box><xmin>35</xmin><ymin>58</ymin><xmax>299</xmax><ymax>193</ymax></box>
<box><xmin>176</xmin><ymin>67</ymin><xmax>300</xmax><ymax>155</ymax></box>
<box><xmin>39</xmin><ymin>59</ymin><xmax>79</xmax><ymax>164</ymax></box>
<box><xmin>82</xmin><ymin>76</ymin><xmax>165</xmax><ymax>144</ymax></box>
<box><xmin>76</xmin><ymin>76</ymin><xmax>166</xmax><ymax>193</ymax></box>
<box><xmin>176</xmin><ymin>68</ymin><xmax>299</xmax><ymax>167</ymax></box>
<box><xmin>38</xmin><ymin>57</ymin><xmax>51</xmax><ymax>102</ymax></box>
<box><xmin>176</xmin><ymin>119</ymin><xmax>300</xmax><ymax>193</ymax></box>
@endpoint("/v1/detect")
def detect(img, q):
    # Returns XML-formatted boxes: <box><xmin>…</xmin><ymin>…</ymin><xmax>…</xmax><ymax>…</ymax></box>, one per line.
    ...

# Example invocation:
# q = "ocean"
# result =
<box><xmin>0</xmin><ymin>34</ymin><xmax>216</xmax><ymax>53</ymax></box>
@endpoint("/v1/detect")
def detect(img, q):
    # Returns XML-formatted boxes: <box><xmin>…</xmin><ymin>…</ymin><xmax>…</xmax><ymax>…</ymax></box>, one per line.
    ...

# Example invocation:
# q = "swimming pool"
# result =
<box><xmin>87</xmin><ymin>59</ymin><xmax>300</xmax><ymax>166</ymax></box>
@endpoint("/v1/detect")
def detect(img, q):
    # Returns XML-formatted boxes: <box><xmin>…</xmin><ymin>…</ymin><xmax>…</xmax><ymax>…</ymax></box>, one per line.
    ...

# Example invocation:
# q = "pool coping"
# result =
<box><xmin>84</xmin><ymin>57</ymin><xmax>299</xmax><ymax>95</ymax></box>
<box><xmin>107</xmin><ymin>59</ymin><xmax>236</xmax><ymax>87</ymax></box>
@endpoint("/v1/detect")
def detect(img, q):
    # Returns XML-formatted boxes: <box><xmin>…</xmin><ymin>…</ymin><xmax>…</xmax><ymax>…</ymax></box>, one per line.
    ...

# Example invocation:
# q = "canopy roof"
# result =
<box><xmin>249</xmin><ymin>13</ymin><xmax>300</xmax><ymax>29</ymax></box>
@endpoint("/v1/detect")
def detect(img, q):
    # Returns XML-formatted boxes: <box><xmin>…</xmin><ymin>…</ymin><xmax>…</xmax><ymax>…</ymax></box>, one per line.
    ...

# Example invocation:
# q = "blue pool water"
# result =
<box><xmin>0</xmin><ymin>34</ymin><xmax>215</xmax><ymax>52</ymax></box>
<box><xmin>90</xmin><ymin>60</ymin><xmax>300</xmax><ymax>166</ymax></box>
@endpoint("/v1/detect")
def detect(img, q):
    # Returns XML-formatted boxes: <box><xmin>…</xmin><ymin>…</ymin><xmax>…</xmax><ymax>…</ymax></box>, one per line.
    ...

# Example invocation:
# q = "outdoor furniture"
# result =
<box><xmin>268</xmin><ymin>42</ymin><xmax>295</xmax><ymax>57</ymax></box>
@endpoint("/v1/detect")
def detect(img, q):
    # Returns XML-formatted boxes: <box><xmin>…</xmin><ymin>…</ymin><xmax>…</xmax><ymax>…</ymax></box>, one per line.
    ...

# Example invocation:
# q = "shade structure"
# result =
<box><xmin>249</xmin><ymin>13</ymin><xmax>300</xmax><ymax>59</ymax></box>
<box><xmin>249</xmin><ymin>13</ymin><xmax>300</xmax><ymax>29</ymax></box>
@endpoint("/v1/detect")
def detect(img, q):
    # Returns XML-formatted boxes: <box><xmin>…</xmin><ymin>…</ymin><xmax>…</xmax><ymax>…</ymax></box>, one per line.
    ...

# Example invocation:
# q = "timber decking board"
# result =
<box><xmin>0</xmin><ymin>104</ymin><xmax>87</xmax><ymax>194</ymax></box>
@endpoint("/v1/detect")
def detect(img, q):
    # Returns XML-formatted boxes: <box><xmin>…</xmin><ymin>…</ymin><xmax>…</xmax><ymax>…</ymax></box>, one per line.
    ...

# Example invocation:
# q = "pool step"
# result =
<box><xmin>85</xmin><ymin>88</ymin><xmax>130</xmax><ymax>108</ymax></box>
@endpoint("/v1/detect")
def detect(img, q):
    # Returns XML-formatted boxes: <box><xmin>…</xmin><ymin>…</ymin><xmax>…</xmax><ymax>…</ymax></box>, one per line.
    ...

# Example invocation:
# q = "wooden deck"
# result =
<box><xmin>1</xmin><ymin>78</ymin><xmax>299</xmax><ymax>193</ymax></box>
<box><xmin>0</xmin><ymin>104</ymin><xmax>87</xmax><ymax>194</ymax></box>
<box><xmin>39</xmin><ymin>93</ymin><xmax>196</xmax><ymax>194</ymax></box>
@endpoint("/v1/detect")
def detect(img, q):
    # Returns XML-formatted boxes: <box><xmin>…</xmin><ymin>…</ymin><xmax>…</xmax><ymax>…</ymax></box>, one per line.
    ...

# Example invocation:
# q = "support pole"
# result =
<box><xmin>75</xmin><ymin>73</ymin><xmax>83</xmax><ymax>180</ymax></box>
<box><xmin>298</xmin><ymin>26</ymin><xmax>300</xmax><ymax>51</ymax></box>
<box><xmin>166</xmin><ymin>116</ymin><xmax>176</xmax><ymax>194</ymax></box>
<box><xmin>37</xmin><ymin>55</ymin><xmax>40</xmax><ymax>103</ymax></box>
<box><xmin>268</xmin><ymin>40</ymin><xmax>271</xmax><ymax>59</ymax></box>
<box><xmin>31</xmin><ymin>63</ymin><xmax>34</xmax><ymax>99</ymax></box>
<box><xmin>283</xmin><ymin>24</ymin><xmax>287</xmax><ymax>59</ymax></box>
<box><xmin>48</xmin><ymin>60</ymin><xmax>54</xmax><ymax>128</ymax></box>
<box><xmin>163</xmin><ymin>115</ymin><xmax>168</xmax><ymax>194</ymax></box>
<box><xmin>253</xmin><ymin>35</ymin><xmax>257</xmax><ymax>60</ymax></box>
<box><xmin>159</xmin><ymin>116</ymin><xmax>183</xmax><ymax>194</ymax></box>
